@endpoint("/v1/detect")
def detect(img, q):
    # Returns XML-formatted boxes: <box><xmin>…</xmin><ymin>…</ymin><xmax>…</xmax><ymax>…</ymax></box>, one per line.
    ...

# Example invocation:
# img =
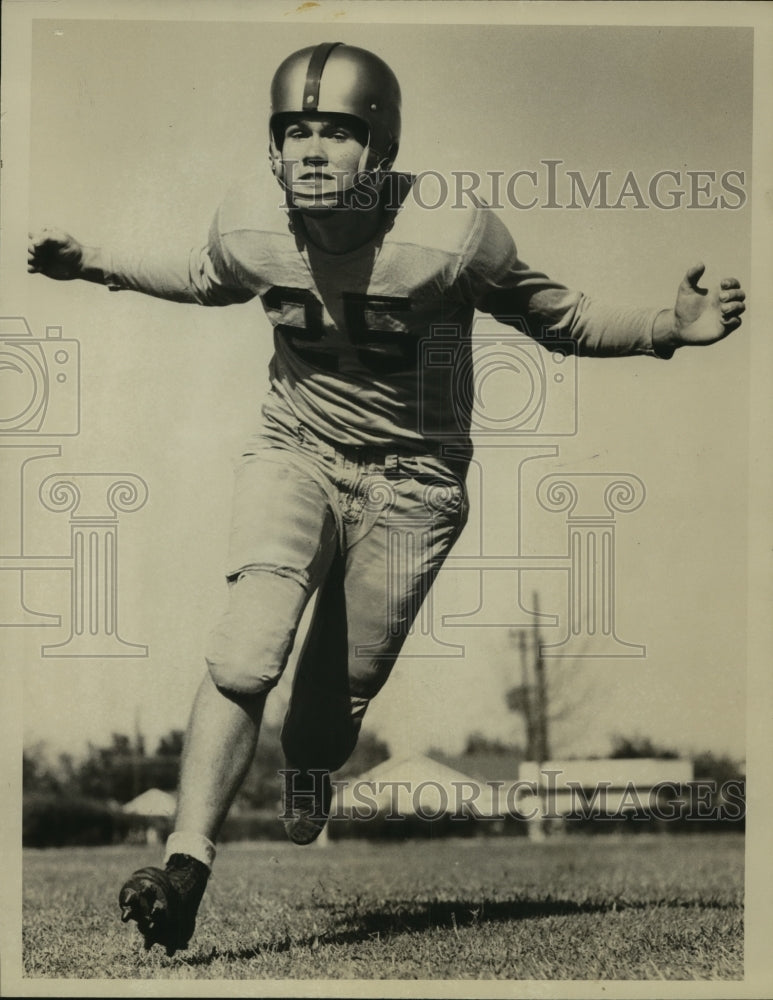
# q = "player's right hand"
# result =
<box><xmin>27</xmin><ymin>227</ymin><xmax>85</xmax><ymax>280</ymax></box>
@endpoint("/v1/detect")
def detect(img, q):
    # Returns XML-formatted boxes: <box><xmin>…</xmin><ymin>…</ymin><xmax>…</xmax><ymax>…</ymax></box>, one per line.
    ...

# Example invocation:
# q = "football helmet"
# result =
<box><xmin>269</xmin><ymin>42</ymin><xmax>401</xmax><ymax>193</ymax></box>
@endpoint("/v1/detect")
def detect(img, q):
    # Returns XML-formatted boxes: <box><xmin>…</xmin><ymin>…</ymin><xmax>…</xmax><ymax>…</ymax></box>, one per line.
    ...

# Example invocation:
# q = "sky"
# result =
<box><xmin>2</xmin><ymin>7</ymin><xmax>762</xmax><ymax>768</ymax></box>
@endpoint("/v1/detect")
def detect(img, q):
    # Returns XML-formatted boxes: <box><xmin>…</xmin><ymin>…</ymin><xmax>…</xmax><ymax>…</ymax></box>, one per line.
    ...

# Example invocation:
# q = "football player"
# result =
<box><xmin>28</xmin><ymin>42</ymin><xmax>745</xmax><ymax>956</ymax></box>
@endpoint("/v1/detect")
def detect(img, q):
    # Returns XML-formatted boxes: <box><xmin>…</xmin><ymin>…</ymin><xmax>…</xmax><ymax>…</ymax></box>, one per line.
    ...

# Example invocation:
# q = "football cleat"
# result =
<box><xmin>281</xmin><ymin>768</ymin><xmax>332</xmax><ymax>845</ymax></box>
<box><xmin>118</xmin><ymin>853</ymin><xmax>210</xmax><ymax>956</ymax></box>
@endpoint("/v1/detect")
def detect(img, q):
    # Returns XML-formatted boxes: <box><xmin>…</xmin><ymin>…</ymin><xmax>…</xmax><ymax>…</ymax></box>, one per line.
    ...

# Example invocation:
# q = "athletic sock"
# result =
<box><xmin>163</xmin><ymin>831</ymin><xmax>217</xmax><ymax>870</ymax></box>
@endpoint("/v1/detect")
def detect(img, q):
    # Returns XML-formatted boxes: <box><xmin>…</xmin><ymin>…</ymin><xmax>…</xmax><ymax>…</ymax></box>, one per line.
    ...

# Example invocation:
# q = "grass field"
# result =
<box><xmin>23</xmin><ymin>833</ymin><xmax>743</xmax><ymax>981</ymax></box>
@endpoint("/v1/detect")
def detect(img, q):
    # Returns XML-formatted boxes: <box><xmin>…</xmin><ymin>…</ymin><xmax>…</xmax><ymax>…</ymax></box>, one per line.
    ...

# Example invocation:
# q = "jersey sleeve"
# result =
<box><xmin>458</xmin><ymin>207</ymin><xmax>674</xmax><ymax>359</ymax></box>
<box><xmin>101</xmin><ymin>202</ymin><xmax>255</xmax><ymax>307</ymax></box>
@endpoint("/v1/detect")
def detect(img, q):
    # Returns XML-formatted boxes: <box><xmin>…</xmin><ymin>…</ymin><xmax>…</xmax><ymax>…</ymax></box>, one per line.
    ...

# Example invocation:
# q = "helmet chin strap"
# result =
<box><xmin>269</xmin><ymin>145</ymin><xmax>394</xmax><ymax>212</ymax></box>
<box><xmin>283</xmin><ymin>179</ymin><xmax>383</xmax><ymax>212</ymax></box>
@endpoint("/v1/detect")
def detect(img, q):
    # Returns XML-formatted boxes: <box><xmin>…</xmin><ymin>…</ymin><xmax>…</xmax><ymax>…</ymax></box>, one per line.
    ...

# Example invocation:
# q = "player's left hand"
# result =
<box><xmin>673</xmin><ymin>263</ymin><xmax>746</xmax><ymax>346</ymax></box>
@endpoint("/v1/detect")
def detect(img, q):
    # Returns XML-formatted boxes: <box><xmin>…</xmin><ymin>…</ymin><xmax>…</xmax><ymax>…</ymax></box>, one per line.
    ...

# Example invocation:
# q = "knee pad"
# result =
<box><xmin>205</xmin><ymin>570</ymin><xmax>305</xmax><ymax>695</ymax></box>
<box><xmin>206</xmin><ymin>619</ymin><xmax>298</xmax><ymax>695</ymax></box>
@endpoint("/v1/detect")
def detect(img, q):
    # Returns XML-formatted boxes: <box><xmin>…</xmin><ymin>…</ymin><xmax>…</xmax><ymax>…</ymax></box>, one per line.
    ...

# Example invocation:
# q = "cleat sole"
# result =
<box><xmin>118</xmin><ymin>858</ymin><xmax>208</xmax><ymax>957</ymax></box>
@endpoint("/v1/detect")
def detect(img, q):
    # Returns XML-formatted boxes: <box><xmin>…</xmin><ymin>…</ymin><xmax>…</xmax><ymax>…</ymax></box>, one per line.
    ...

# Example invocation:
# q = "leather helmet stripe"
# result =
<box><xmin>301</xmin><ymin>42</ymin><xmax>342</xmax><ymax>112</ymax></box>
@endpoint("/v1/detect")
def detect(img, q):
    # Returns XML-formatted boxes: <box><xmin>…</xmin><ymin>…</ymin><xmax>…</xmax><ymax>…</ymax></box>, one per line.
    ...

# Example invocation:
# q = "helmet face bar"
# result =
<box><xmin>269</xmin><ymin>42</ymin><xmax>402</xmax><ymax>184</ymax></box>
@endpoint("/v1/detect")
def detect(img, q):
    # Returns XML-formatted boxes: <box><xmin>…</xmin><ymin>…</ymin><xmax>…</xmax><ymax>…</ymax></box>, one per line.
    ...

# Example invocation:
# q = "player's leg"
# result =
<box><xmin>281</xmin><ymin>453</ymin><xmax>468</xmax><ymax>842</ymax></box>
<box><xmin>119</xmin><ymin>437</ymin><xmax>339</xmax><ymax>953</ymax></box>
<box><xmin>174</xmin><ymin>561</ymin><xmax>325</xmax><ymax>840</ymax></box>
<box><xmin>277</xmin><ymin>545</ymin><xmax>357</xmax><ymax>843</ymax></box>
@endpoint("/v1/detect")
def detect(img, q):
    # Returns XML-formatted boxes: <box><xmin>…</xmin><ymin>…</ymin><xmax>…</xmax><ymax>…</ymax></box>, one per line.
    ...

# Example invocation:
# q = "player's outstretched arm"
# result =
<box><xmin>28</xmin><ymin>227</ymin><xmax>105</xmax><ymax>283</ymax></box>
<box><xmin>28</xmin><ymin>224</ymin><xmax>254</xmax><ymax>306</ymax></box>
<box><xmin>653</xmin><ymin>263</ymin><xmax>746</xmax><ymax>354</ymax></box>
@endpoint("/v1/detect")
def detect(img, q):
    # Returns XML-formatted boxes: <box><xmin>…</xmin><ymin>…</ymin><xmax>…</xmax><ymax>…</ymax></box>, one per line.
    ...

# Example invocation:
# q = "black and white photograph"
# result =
<box><xmin>2</xmin><ymin>0</ymin><xmax>771</xmax><ymax>995</ymax></box>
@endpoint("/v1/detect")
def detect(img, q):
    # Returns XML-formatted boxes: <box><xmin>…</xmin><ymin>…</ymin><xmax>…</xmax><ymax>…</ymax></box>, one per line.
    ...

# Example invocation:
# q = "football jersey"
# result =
<box><xmin>105</xmin><ymin>170</ymin><xmax>667</xmax><ymax>453</ymax></box>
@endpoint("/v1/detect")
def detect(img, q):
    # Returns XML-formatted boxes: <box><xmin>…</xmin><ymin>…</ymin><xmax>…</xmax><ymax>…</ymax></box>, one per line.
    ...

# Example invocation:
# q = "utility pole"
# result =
<box><xmin>516</xmin><ymin>629</ymin><xmax>537</xmax><ymax>759</ymax></box>
<box><xmin>132</xmin><ymin>707</ymin><xmax>145</xmax><ymax>800</ymax></box>
<box><xmin>508</xmin><ymin>593</ymin><xmax>552</xmax><ymax>840</ymax></box>
<box><xmin>532</xmin><ymin>591</ymin><xmax>550</xmax><ymax>768</ymax></box>
<box><xmin>509</xmin><ymin>596</ymin><xmax>551</xmax><ymax>766</ymax></box>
